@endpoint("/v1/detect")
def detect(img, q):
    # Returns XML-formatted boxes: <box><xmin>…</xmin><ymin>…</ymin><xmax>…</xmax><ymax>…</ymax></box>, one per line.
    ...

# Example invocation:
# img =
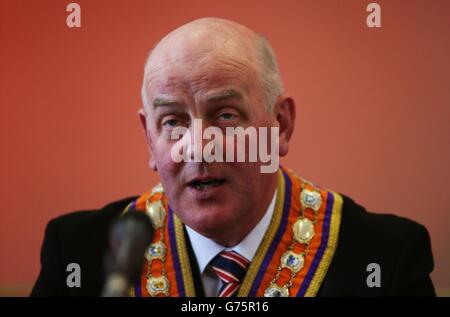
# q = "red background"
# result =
<box><xmin>1</xmin><ymin>0</ymin><xmax>449</xmax><ymax>295</ymax></box>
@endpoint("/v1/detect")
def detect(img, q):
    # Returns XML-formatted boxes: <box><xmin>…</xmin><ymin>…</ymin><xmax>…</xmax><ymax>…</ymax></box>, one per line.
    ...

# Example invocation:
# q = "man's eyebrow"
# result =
<box><xmin>206</xmin><ymin>89</ymin><xmax>243</xmax><ymax>103</ymax></box>
<box><xmin>153</xmin><ymin>97</ymin><xmax>182</xmax><ymax>108</ymax></box>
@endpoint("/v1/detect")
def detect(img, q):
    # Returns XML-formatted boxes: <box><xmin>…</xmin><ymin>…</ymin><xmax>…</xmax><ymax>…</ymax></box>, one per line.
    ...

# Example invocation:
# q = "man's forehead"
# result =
<box><xmin>142</xmin><ymin>19</ymin><xmax>264</xmax><ymax>108</ymax></box>
<box><xmin>145</xmin><ymin>58</ymin><xmax>256</xmax><ymax>100</ymax></box>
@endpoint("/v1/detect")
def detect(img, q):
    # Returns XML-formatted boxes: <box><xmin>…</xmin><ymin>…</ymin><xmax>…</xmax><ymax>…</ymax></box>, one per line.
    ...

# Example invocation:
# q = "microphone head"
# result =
<box><xmin>105</xmin><ymin>210</ymin><xmax>154</xmax><ymax>283</ymax></box>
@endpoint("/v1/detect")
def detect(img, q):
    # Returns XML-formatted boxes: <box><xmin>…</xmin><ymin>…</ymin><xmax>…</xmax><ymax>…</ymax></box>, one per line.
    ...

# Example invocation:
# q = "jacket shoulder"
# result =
<box><xmin>340</xmin><ymin>195</ymin><xmax>430</xmax><ymax>242</ymax></box>
<box><xmin>319</xmin><ymin>194</ymin><xmax>435</xmax><ymax>296</ymax></box>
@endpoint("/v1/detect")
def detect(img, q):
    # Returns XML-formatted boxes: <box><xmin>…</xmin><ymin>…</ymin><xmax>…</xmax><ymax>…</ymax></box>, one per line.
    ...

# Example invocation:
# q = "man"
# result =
<box><xmin>31</xmin><ymin>18</ymin><xmax>435</xmax><ymax>297</ymax></box>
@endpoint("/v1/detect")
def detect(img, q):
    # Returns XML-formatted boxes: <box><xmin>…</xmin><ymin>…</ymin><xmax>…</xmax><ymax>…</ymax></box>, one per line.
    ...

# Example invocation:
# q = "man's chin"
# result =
<box><xmin>179</xmin><ymin>208</ymin><xmax>238</xmax><ymax>238</ymax></box>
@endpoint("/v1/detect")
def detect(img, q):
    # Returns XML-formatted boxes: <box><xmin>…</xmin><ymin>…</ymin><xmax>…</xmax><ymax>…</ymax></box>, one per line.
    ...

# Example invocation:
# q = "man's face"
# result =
<box><xmin>141</xmin><ymin>46</ymin><xmax>279</xmax><ymax>244</ymax></box>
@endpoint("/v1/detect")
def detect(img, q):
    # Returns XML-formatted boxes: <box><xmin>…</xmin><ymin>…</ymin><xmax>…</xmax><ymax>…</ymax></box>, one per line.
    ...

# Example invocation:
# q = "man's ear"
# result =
<box><xmin>274</xmin><ymin>96</ymin><xmax>296</xmax><ymax>157</ymax></box>
<box><xmin>138</xmin><ymin>108</ymin><xmax>158</xmax><ymax>171</ymax></box>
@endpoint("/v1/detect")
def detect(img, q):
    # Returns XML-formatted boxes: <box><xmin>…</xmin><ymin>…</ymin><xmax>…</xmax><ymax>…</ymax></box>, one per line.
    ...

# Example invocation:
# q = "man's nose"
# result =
<box><xmin>184</xmin><ymin>118</ymin><xmax>224</xmax><ymax>162</ymax></box>
<box><xmin>185</xmin><ymin>118</ymin><xmax>207</xmax><ymax>162</ymax></box>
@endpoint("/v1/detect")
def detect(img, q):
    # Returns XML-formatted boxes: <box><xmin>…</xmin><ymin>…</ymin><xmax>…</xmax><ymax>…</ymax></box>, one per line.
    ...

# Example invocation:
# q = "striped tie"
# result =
<box><xmin>210</xmin><ymin>250</ymin><xmax>250</xmax><ymax>297</ymax></box>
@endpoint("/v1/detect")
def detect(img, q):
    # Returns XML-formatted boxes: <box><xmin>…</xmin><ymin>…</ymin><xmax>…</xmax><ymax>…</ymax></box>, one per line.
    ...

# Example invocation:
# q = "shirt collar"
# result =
<box><xmin>186</xmin><ymin>189</ymin><xmax>277</xmax><ymax>274</ymax></box>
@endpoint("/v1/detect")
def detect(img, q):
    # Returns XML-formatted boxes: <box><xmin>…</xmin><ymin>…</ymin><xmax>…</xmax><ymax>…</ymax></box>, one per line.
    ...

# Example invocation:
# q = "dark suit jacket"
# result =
<box><xmin>30</xmin><ymin>195</ymin><xmax>436</xmax><ymax>297</ymax></box>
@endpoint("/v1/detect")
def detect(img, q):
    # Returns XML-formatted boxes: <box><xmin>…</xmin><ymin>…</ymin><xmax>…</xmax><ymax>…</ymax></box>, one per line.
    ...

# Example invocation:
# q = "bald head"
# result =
<box><xmin>141</xmin><ymin>17</ymin><xmax>283</xmax><ymax>111</ymax></box>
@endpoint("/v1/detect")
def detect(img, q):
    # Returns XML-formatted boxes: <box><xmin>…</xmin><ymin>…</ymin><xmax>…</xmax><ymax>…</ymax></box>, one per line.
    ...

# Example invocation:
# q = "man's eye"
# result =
<box><xmin>162</xmin><ymin>119</ymin><xmax>179</xmax><ymax>127</ymax></box>
<box><xmin>218</xmin><ymin>113</ymin><xmax>237</xmax><ymax>121</ymax></box>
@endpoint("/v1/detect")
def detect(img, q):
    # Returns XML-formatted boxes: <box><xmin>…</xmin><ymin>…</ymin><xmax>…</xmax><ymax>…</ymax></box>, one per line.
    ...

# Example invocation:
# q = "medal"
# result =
<box><xmin>293</xmin><ymin>218</ymin><xmax>315</xmax><ymax>244</ymax></box>
<box><xmin>146</xmin><ymin>200</ymin><xmax>166</xmax><ymax>229</ymax></box>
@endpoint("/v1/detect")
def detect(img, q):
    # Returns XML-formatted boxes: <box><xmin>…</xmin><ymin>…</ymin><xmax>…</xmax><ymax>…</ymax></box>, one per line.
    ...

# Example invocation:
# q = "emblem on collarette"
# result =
<box><xmin>146</xmin><ymin>276</ymin><xmax>170</xmax><ymax>296</ymax></box>
<box><xmin>146</xmin><ymin>242</ymin><xmax>166</xmax><ymax>261</ymax></box>
<box><xmin>300</xmin><ymin>189</ymin><xmax>322</xmax><ymax>212</ymax></box>
<box><xmin>264</xmin><ymin>284</ymin><xmax>289</xmax><ymax>297</ymax></box>
<box><xmin>280</xmin><ymin>250</ymin><xmax>305</xmax><ymax>274</ymax></box>
<box><xmin>151</xmin><ymin>183</ymin><xmax>164</xmax><ymax>194</ymax></box>
<box><xmin>293</xmin><ymin>218</ymin><xmax>315</xmax><ymax>244</ymax></box>
<box><xmin>146</xmin><ymin>200</ymin><xmax>166</xmax><ymax>229</ymax></box>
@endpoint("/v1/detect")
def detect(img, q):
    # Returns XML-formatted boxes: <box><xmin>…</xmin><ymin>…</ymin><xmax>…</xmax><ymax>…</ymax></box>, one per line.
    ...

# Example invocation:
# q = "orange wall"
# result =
<box><xmin>1</xmin><ymin>0</ymin><xmax>449</xmax><ymax>295</ymax></box>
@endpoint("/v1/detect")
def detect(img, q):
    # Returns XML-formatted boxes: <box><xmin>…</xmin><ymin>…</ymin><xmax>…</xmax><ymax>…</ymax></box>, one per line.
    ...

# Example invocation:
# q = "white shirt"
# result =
<box><xmin>186</xmin><ymin>189</ymin><xmax>277</xmax><ymax>296</ymax></box>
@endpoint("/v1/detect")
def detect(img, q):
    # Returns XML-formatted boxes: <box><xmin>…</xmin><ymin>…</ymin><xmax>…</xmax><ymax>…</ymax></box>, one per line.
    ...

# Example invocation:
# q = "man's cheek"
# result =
<box><xmin>154</xmin><ymin>145</ymin><xmax>182</xmax><ymax>176</ymax></box>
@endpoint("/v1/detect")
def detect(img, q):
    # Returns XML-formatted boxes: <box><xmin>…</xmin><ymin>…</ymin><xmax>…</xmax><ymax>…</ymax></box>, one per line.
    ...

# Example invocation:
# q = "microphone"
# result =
<box><xmin>102</xmin><ymin>210</ymin><xmax>154</xmax><ymax>297</ymax></box>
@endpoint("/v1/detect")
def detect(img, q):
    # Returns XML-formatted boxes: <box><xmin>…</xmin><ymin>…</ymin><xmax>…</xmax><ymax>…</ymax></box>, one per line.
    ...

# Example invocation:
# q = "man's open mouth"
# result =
<box><xmin>188</xmin><ymin>179</ymin><xmax>225</xmax><ymax>190</ymax></box>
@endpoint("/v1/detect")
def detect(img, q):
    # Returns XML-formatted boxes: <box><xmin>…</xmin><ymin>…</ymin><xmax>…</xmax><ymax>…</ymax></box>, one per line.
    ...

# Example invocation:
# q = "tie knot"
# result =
<box><xmin>210</xmin><ymin>250</ymin><xmax>250</xmax><ymax>297</ymax></box>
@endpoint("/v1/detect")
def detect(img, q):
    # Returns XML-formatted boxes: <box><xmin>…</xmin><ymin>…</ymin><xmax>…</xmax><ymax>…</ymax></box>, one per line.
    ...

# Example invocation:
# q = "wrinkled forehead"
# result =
<box><xmin>143</xmin><ymin>33</ymin><xmax>261</xmax><ymax>101</ymax></box>
<box><xmin>146</xmin><ymin>57</ymin><xmax>258</xmax><ymax>98</ymax></box>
